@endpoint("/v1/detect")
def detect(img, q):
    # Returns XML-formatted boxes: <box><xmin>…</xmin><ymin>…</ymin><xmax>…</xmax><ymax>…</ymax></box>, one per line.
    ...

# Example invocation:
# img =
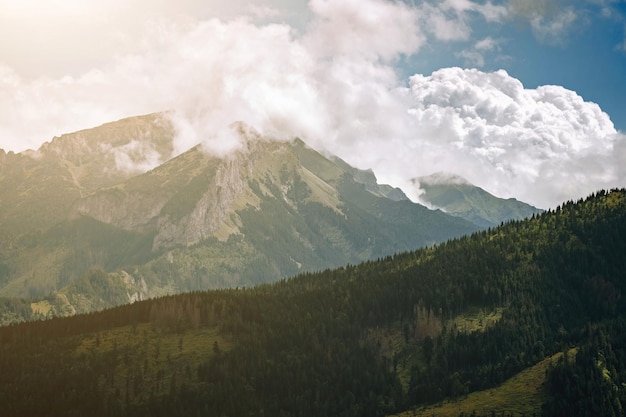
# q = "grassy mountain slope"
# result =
<box><xmin>0</xmin><ymin>189</ymin><xmax>624</xmax><ymax>417</ymax></box>
<box><xmin>393</xmin><ymin>349</ymin><xmax>577</xmax><ymax>417</ymax></box>
<box><xmin>414</xmin><ymin>173</ymin><xmax>543</xmax><ymax>228</ymax></box>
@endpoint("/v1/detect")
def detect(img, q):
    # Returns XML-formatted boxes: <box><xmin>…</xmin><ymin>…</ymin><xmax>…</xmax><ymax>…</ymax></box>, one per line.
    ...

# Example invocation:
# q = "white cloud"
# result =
<box><xmin>306</xmin><ymin>0</ymin><xmax>425</xmax><ymax>60</ymax></box>
<box><xmin>441</xmin><ymin>0</ymin><xmax>508</xmax><ymax>22</ymax></box>
<box><xmin>530</xmin><ymin>8</ymin><xmax>578</xmax><ymax>44</ymax></box>
<box><xmin>456</xmin><ymin>37</ymin><xmax>500</xmax><ymax>67</ymax></box>
<box><xmin>109</xmin><ymin>140</ymin><xmax>164</xmax><ymax>173</ymax></box>
<box><xmin>418</xmin><ymin>2</ymin><xmax>472</xmax><ymax>41</ymax></box>
<box><xmin>0</xmin><ymin>0</ymin><xmax>309</xmax><ymax>78</ymax></box>
<box><xmin>414</xmin><ymin>0</ymin><xmax>507</xmax><ymax>42</ymax></box>
<box><xmin>245</xmin><ymin>4</ymin><xmax>284</xmax><ymax>20</ymax></box>
<box><xmin>504</xmin><ymin>0</ymin><xmax>593</xmax><ymax>44</ymax></box>
<box><xmin>457</xmin><ymin>50</ymin><xmax>486</xmax><ymax>67</ymax></box>
<box><xmin>475</xmin><ymin>37</ymin><xmax>498</xmax><ymax>51</ymax></box>
<box><xmin>0</xmin><ymin>0</ymin><xmax>423</xmax><ymax>156</ymax></box>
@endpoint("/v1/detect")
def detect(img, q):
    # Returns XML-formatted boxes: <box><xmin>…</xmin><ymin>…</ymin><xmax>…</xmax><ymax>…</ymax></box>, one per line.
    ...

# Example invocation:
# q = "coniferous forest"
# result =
<box><xmin>1</xmin><ymin>189</ymin><xmax>625</xmax><ymax>417</ymax></box>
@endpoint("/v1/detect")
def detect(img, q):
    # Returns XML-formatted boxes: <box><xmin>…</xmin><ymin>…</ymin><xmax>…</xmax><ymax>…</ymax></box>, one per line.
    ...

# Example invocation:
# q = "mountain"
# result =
<box><xmin>1</xmin><ymin>189</ymin><xmax>624</xmax><ymax>417</ymax></box>
<box><xmin>413</xmin><ymin>172</ymin><xmax>543</xmax><ymax>228</ymax></box>
<box><xmin>0</xmin><ymin>113</ymin><xmax>175</xmax><ymax>235</ymax></box>
<box><xmin>0</xmin><ymin>114</ymin><xmax>479</xmax><ymax>319</ymax></box>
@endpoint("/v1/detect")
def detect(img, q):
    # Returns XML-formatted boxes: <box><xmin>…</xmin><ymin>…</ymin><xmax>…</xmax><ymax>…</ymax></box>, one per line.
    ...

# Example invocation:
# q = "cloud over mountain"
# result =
<box><xmin>406</xmin><ymin>68</ymin><xmax>623</xmax><ymax>208</ymax></box>
<box><xmin>0</xmin><ymin>0</ymin><xmax>623</xmax><ymax>209</ymax></box>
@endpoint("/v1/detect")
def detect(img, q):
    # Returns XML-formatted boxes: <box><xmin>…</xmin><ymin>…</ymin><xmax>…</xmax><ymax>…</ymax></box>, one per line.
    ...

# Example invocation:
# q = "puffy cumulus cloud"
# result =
<box><xmin>614</xmin><ymin>132</ymin><xmax>626</xmax><ymax>179</ymax></box>
<box><xmin>129</xmin><ymin>18</ymin><xmax>323</xmax><ymax>157</ymax></box>
<box><xmin>406</xmin><ymin>68</ymin><xmax>621</xmax><ymax>208</ymax></box>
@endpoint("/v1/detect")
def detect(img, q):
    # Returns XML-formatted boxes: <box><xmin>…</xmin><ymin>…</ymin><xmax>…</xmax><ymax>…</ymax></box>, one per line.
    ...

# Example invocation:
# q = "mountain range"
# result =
<box><xmin>0</xmin><ymin>113</ymin><xmax>539</xmax><ymax>322</ymax></box>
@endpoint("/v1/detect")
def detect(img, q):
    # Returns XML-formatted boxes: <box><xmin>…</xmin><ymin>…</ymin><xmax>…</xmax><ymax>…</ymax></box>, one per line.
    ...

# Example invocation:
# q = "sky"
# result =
<box><xmin>0</xmin><ymin>0</ymin><xmax>625</xmax><ymax>209</ymax></box>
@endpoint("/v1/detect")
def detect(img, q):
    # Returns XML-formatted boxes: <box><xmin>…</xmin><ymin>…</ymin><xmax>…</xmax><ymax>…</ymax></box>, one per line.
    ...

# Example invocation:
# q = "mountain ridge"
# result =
<box><xmin>0</xmin><ymin>113</ymin><xmax>175</xmax><ymax>235</ymax></box>
<box><xmin>413</xmin><ymin>172</ymin><xmax>543</xmax><ymax>228</ymax></box>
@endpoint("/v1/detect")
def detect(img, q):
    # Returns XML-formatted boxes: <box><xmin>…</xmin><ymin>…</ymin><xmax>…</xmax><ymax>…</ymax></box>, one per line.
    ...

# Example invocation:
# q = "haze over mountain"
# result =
<box><xmin>0</xmin><ymin>113</ymin><xmax>510</xmax><ymax>321</ymax></box>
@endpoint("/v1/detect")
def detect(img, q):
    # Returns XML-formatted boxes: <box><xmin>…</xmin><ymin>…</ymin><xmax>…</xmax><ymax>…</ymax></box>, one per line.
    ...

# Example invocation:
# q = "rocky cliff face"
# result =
<box><xmin>152</xmin><ymin>147</ymin><xmax>256</xmax><ymax>250</ymax></box>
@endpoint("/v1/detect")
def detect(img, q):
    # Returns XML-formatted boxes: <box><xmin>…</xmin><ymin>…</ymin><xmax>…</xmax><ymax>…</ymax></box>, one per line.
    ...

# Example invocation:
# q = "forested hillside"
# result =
<box><xmin>0</xmin><ymin>189</ymin><xmax>625</xmax><ymax>417</ymax></box>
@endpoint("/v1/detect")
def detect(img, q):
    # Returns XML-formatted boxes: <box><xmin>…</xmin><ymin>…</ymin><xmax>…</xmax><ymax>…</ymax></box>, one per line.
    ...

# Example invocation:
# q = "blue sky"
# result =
<box><xmin>397</xmin><ymin>0</ymin><xmax>626</xmax><ymax>131</ymax></box>
<box><xmin>0</xmin><ymin>0</ymin><xmax>625</xmax><ymax>208</ymax></box>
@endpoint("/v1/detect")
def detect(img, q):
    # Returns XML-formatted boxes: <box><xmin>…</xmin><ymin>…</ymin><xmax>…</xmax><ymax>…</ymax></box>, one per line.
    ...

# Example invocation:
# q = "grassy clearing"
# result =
<box><xmin>367</xmin><ymin>307</ymin><xmax>505</xmax><ymax>394</ymax></box>
<box><xmin>74</xmin><ymin>323</ymin><xmax>231</xmax><ymax>403</ymax></box>
<box><xmin>390</xmin><ymin>349</ymin><xmax>577</xmax><ymax>417</ymax></box>
<box><xmin>451</xmin><ymin>307</ymin><xmax>504</xmax><ymax>334</ymax></box>
<box><xmin>76</xmin><ymin>322</ymin><xmax>230</xmax><ymax>358</ymax></box>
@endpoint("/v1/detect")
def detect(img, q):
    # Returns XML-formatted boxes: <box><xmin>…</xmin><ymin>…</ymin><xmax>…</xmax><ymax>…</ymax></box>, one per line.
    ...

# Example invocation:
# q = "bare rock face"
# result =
<box><xmin>152</xmin><ymin>153</ymin><xmax>255</xmax><ymax>249</ymax></box>
<box><xmin>74</xmin><ymin>125</ymin><xmax>288</xmax><ymax>250</ymax></box>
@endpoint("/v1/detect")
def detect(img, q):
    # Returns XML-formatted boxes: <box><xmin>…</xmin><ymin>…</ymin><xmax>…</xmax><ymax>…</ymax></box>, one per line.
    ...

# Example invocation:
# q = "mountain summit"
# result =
<box><xmin>413</xmin><ymin>172</ymin><xmax>543</xmax><ymax>228</ymax></box>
